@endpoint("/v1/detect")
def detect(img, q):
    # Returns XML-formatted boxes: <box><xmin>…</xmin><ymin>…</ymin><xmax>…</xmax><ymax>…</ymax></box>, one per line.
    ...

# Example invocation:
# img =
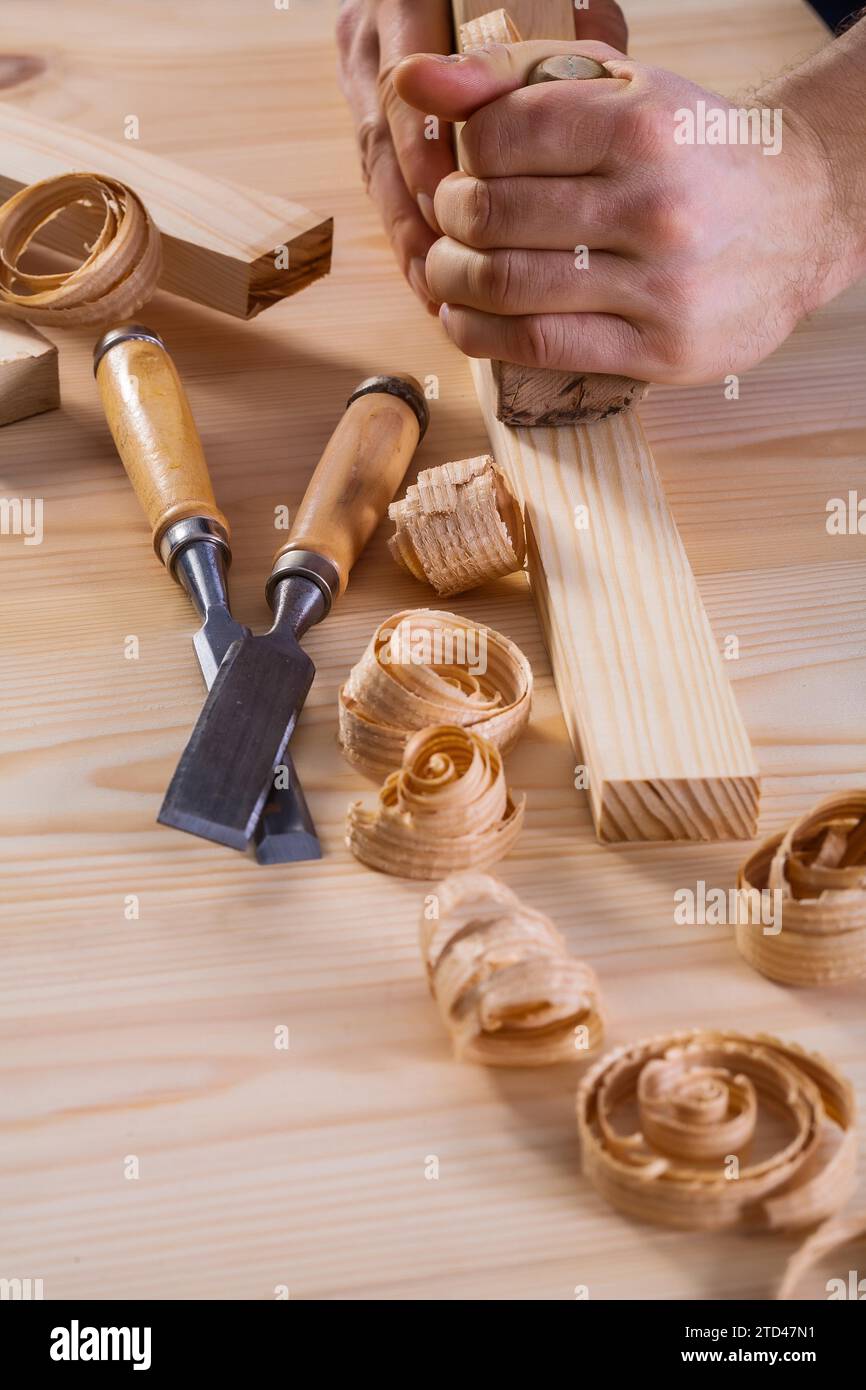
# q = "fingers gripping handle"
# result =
<box><xmin>454</xmin><ymin>6</ymin><xmax>648</xmax><ymax>426</ymax></box>
<box><xmin>268</xmin><ymin>375</ymin><xmax>428</xmax><ymax>610</ymax></box>
<box><xmin>94</xmin><ymin>325</ymin><xmax>229</xmax><ymax>562</ymax></box>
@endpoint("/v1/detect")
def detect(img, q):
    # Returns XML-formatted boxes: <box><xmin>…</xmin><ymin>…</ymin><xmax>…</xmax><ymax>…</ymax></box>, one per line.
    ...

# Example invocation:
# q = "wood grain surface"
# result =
<box><xmin>1</xmin><ymin>0</ymin><xmax>864</xmax><ymax>1302</ymax></box>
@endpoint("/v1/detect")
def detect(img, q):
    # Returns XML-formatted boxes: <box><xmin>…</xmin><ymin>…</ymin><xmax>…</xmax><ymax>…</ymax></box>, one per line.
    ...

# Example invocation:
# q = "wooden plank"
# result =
<box><xmin>0</xmin><ymin>318</ymin><xmax>58</xmax><ymax>427</ymax></box>
<box><xmin>453</xmin><ymin>1</ymin><xmax>760</xmax><ymax>840</ymax></box>
<box><xmin>0</xmin><ymin>103</ymin><xmax>333</xmax><ymax>320</ymax></box>
<box><xmin>471</xmin><ymin>358</ymin><xmax>760</xmax><ymax>839</ymax></box>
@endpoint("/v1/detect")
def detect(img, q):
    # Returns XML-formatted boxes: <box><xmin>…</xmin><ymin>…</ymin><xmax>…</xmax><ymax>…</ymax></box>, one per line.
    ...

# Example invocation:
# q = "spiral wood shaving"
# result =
<box><xmin>737</xmin><ymin>793</ymin><xmax>866</xmax><ymax>985</ymax></box>
<box><xmin>777</xmin><ymin>1210</ymin><xmax>866</xmax><ymax>1299</ymax></box>
<box><xmin>346</xmin><ymin>726</ymin><xmax>524</xmax><ymax>878</ymax></box>
<box><xmin>0</xmin><ymin>173</ymin><xmax>161</xmax><ymax>326</ymax></box>
<box><xmin>338</xmin><ymin>609</ymin><xmax>532</xmax><ymax>780</ymax></box>
<box><xmin>576</xmin><ymin>1031</ymin><xmax>856</xmax><ymax>1231</ymax></box>
<box><xmin>421</xmin><ymin>872</ymin><xmax>604</xmax><ymax>1066</ymax></box>
<box><xmin>388</xmin><ymin>455</ymin><xmax>526</xmax><ymax>597</ymax></box>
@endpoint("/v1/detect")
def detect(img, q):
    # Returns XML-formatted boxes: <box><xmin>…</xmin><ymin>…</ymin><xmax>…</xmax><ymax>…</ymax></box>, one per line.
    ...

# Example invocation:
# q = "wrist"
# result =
<box><xmin>760</xmin><ymin>24</ymin><xmax>866</xmax><ymax>309</ymax></box>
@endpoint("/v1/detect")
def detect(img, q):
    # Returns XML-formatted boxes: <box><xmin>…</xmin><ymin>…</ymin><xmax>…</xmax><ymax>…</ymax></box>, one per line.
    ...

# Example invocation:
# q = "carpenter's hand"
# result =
<box><xmin>336</xmin><ymin>1</ymin><xmax>627</xmax><ymax>312</ymax></box>
<box><xmin>394</xmin><ymin>40</ymin><xmax>836</xmax><ymax>382</ymax></box>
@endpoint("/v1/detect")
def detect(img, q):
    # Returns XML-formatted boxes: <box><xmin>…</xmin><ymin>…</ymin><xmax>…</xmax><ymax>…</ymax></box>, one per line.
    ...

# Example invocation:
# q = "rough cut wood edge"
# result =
<box><xmin>472</xmin><ymin>357</ymin><xmax>760</xmax><ymax>841</ymax></box>
<box><xmin>0</xmin><ymin>318</ymin><xmax>59</xmax><ymax>426</ymax></box>
<box><xmin>0</xmin><ymin>103</ymin><xmax>332</xmax><ymax>320</ymax></box>
<box><xmin>453</xmin><ymin>1</ymin><xmax>647</xmax><ymax>425</ymax></box>
<box><xmin>494</xmin><ymin>360</ymin><xmax>649</xmax><ymax>426</ymax></box>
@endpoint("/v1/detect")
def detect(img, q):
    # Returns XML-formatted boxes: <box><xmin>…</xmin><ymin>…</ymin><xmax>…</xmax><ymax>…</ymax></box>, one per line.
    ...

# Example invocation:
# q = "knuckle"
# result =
<box><xmin>356</xmin><ymin>118</ymin><xmax>390</xmax><ymax>187</ymax></box>
<box><xmin>335</xmin><ymin>3</ymin><xmax>357</xmax><ymax>50</ymax></box>
<box><xmin>623</xmin><ymin>98</ymin><xmax>672</xmax><ymax>158</ymax></box>
<box><xmin>375</xmin><ymin>63</ymin><xmax>399</xmax><ymax>118</ymax></box>
<box><xmin>640</xmin><ymin>188</ymin><xmax>702</xmax><ymax>256</ymax></box>
<box><xmin>460</xmin><ymin>177</ymin><xmax>496</xmax><ymax>247</ymax></box>
<box><xmin>460</xmin><ymin>108</ymin><xmax>512</xmax><ymax>178</ymax></box>
<box><xmin>647</xmin><ymin>320</ymin><xmax>699</xmax><ymax>377</ymax></box>
<box><xmin>475</xmin><ymin>249</ymin><xmax>516</xmax><ymax>311</ymax></box>
<box><xmin>336</xmin><ymin>2</ymin><xmax>373</xmax><ymax>62</ymax></box>
<box><xmin>522</xmin><ymin>315</ymin><xmax>563</xmax><ymax>369</ymax></box>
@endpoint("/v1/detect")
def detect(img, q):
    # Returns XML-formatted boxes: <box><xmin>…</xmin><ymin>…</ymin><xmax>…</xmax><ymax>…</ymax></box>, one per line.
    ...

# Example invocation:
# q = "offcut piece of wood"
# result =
<box><xmin>453</xmin><ymin>0</ymin><xmax>760</xmax><ymax>841</ymax></box>
<box><xmin>0</xmin><ymin>318</ymin><xmax>59</xmax><ymax>426</ymax></box>
<box><xmin>453</xmin><ymin>2</ymin><xmax>648</xmax><ymax>425</ymax></box>
<box><xmin>0</xmin><ymin>103</ymin><xmax>332</xmax><ymax>320</ymax></box>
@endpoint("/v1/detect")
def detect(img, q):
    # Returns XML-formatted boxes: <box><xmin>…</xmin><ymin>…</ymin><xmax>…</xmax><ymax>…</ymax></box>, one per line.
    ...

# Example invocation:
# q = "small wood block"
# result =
<box><xmin>0</xmin><ymin>318</ymin><xmax>59</xmax><ymax>427</ymax></box>
<box><xmin>453</xmin><ymin>2</ymin><xmax>647</xmax><ymax>426</ymax></box>
<box><xmin>494</xmin><ymin>361</ymin><xmax>649</xmax><ymax>426</ymax></box>
<box><xmin>0</xmin><ymin>102</ymin><xmax>333</xmax><ymax>320</ymax></box>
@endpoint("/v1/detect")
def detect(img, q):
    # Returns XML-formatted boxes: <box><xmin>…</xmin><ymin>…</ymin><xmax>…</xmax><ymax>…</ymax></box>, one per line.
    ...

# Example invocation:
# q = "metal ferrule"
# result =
<box><xmin>346</xmin><ymin>374</ymin><xmax>429</xmax><ymax>440</ymax></box>
<box><xmin>265</xmin><ymin>548</ymin><xmax>339</xmax><ymax>617</ymax></box>
<box><xmin>93</xmin><ymin>323</ymin><xmax>166</xmax><ymax>375</ymax></box>
<box><xmin>159</xmin><ymin>516</ymin><xmax>231</xmax><ymax>576</ymax></box>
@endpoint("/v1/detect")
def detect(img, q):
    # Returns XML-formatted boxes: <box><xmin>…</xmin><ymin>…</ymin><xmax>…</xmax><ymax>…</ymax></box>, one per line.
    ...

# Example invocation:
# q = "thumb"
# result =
<box><xmin>393</xmin><ymin>38</ymin><xmax>628</xmax><ymax>121</ymax></box>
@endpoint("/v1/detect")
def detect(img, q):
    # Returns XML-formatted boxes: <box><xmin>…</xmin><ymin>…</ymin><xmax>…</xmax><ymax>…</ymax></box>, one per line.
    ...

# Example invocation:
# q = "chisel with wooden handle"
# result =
<box><xmin>93</xmin><ymin>324</ymin><xmax>320</xmax><ymax>863</ymax></box>
<box><xmin>158</xmin><ymin>373</ymin><xmax>429</xmax><ymax>852</ymax></box>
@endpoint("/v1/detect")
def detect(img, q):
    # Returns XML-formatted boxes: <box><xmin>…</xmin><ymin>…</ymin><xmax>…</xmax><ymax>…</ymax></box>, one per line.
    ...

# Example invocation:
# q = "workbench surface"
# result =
<box><xmin>2</xmin><ymin>0</ymin><xmax>864</xmax><ymax>1300</ymax></box>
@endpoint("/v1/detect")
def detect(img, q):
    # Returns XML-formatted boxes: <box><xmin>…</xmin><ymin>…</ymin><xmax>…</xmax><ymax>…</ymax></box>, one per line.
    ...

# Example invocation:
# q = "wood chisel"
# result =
<box><xmin>158</xmin><ymin>373</ymin><xmax>429</xmax><ymax>851</ymax></box>
<box><xmin>93</xmin><ymin>323</ymin><xmax>320</xmax><ymax>863</ymax></box>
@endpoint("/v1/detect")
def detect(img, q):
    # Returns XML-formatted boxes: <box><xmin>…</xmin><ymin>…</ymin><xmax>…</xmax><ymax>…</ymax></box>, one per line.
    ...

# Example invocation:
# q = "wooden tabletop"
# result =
<box><xmin>2</xmin><ymin>0</ymin><xmax>864</xmax><ymax>1300</ymax></box>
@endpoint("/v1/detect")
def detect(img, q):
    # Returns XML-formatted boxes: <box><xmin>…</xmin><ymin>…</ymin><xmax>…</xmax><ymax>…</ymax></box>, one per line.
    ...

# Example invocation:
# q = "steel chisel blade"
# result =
<box><xmin>160</xmin><ymin>634</ymin><xmax>316</xmax><ymax>851</ymax></box>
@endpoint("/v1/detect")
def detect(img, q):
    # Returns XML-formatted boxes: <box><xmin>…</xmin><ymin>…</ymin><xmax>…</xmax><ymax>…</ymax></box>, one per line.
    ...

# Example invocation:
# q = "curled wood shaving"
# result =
<box><xmin>460</xmin><ymin>9</ymin><xmax>522</xmax><ymax>49</ymax></box>
<box><xmin>777</xmin><ymin>1210</ymin><xmax>866</xmax><ymax>1299</ymax></box>
<box><xmin>0</xmin><ymin>172</ymin><xmax>161</xmax><ymax>326</ymax></box>
<box><xmin>737</xmin><ymin>793</ymin><xmax>866</xmax><ymax>985</ymax></box>
<box><xmin>388</xmin><ymin>455</ymin><xmax>526</xmax><ymax>597</ymax></box>
<box><xmin>338</xmin><ymin>608</ymin><xmax>532</xmax><ymax>780</ymax></box>
<box><xmin>576</xmin><ymin>1030</ymin><xmax>856</xmax><ymax>1232</ymax></box>
<box><xmin>421</xmin><ymin>871</ymin><xmax>604</xmax><ymax>1066</ymax></box>
<box><xmin>346</xmin><ymin>725</ymin><xmax>525</xmax><ymax>879</ymax></box>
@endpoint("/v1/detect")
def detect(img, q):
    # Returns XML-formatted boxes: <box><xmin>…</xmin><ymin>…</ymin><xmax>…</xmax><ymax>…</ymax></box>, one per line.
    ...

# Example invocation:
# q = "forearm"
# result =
<box><xmin>761</xmin><ymin>15</ymin><xmax>866</xmax><ymax>305</ymax></box>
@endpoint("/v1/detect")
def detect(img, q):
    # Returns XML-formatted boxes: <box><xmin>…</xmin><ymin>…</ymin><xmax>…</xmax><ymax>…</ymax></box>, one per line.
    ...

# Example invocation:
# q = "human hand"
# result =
<box><xmin>336</xmin><ymin>1</ymin><xmax>627</xmax><ymax>312</ymax></box>
<box><xmin>394</xmin><ymin>39</ymin><xmax>836</xmax><ymax>383</ymax></box>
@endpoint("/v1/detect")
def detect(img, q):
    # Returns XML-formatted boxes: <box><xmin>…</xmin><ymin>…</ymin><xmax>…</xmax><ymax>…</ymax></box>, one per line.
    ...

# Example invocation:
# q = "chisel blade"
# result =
<box><xmin>159</xmin><ymin>630</ymin><xmax>316</xmax><ymax>851</ymax></box>
<box><xmin>193</xmin><ymin>606</ymin><xmax>247</xmax><ymax>689</ymax></box>
<box><xmin>182</xmin><ymin>573</ymin><xmax>320</xmax><ymax>864</ymax></box>
<box><xmin>254</xmin><ymin>764</ymin><xmax>322</xmax><ymax>865</ymax></box>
